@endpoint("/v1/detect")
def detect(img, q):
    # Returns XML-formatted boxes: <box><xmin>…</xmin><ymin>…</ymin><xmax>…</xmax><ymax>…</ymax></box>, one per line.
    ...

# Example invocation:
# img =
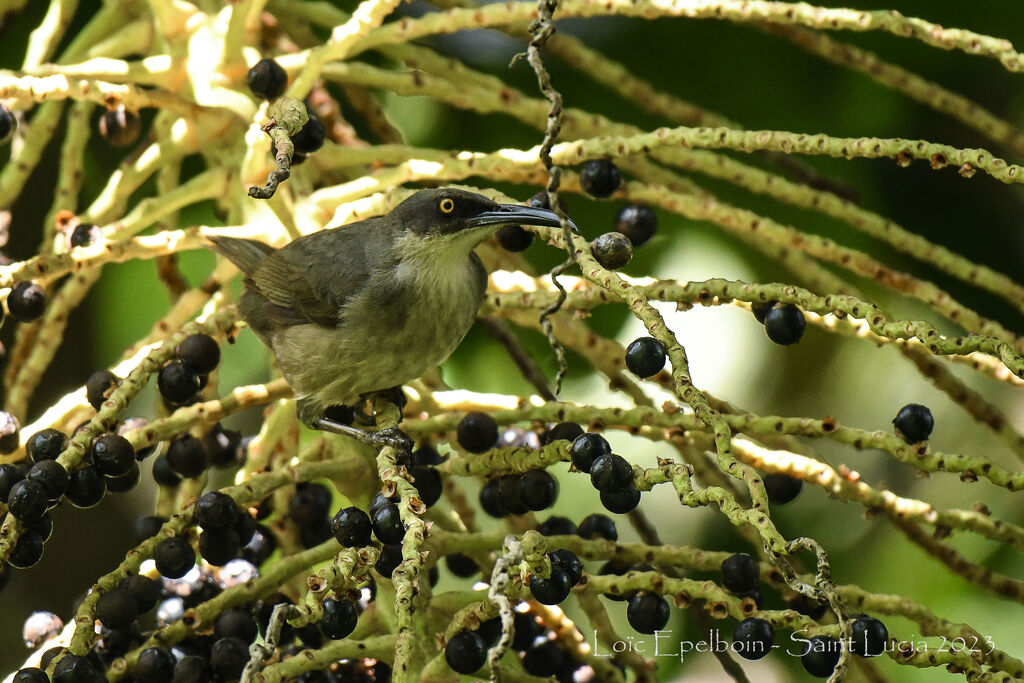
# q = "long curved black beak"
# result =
<box><xmin>467</xmin><ymin>203</ymin><xmax>579</xmax><ymax>233</ymax></box>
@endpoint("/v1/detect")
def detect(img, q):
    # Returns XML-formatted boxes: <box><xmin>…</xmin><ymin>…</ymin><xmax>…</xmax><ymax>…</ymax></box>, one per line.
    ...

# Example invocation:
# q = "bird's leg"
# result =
<box><xmin>298</xmin><ymin>397</ymin><xmax>413</xmax><ymax>454</ymax></box>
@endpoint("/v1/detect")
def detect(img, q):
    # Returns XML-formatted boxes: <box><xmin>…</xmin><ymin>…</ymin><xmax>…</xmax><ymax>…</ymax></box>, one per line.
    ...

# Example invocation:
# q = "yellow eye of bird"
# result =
<box><xmin>439</xmin><ymin>198</ymin><xmax>455</xmax><ymax>214</ymax></box>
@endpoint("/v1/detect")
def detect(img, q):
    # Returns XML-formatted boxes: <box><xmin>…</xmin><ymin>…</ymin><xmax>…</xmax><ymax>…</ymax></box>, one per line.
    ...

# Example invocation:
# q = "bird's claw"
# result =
<box><xmin>314</xmin><ymin>418</ymin><xmax>412</xmax><ymax>455</ymax></box>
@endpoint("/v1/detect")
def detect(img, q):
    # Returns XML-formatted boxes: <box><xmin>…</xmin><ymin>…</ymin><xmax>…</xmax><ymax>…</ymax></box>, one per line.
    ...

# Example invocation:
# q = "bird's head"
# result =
<box><xmin>391</xmin><ymin>188</ymin><xmax>575</xmax><ymax>244</ymax></box>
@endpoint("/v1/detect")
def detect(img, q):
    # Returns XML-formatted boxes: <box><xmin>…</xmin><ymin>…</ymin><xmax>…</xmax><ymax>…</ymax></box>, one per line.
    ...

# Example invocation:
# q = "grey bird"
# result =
<box><xmin>208</xmin><ymin>187</ymin><xmax>571</xmax><ymax>449</ymax></box>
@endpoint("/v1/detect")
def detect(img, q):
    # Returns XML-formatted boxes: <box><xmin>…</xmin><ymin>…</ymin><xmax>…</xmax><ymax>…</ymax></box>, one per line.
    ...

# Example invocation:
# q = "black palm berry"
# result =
<box><xmin>120</xmin><ymin>574</ymin><xmax>160</xmax><ymax>614</ymax></box>
<box><xmin>154</xmin><ymin>537</ymin><xmax>196</xmax><ymax>579</ymax></box>
<box><xmin>8</xmin><ymin>479</ymin><xmax>48</xmax><ymax>521</ymax></box>
<box><xmin>65</xmin><ymin>466</ymin><xmax>105</xmax><ymax>508</ymax></box>
<box><xmin>580</xmin><ymin>159</ymin><xmax>621</xmax><ymax>198</ymax></box>
<box><xmin>375</xmin><ymin>543</ymin><xmax>403</xmax><ymax>578</ymax></box>
<box><xmin>544</xmin><ymin>422</ymin><xmax>584</xmax><ymax>445</ymax></box>
<box><xmin>242</xmin><ymin>524</ymin><xmax>277</xmax><ymax>565</ymax></box>
<box><xmin>0</xmin><ymin>412</ymin><xmax>18</xmax><ymax>455</ymax></box>
<box><xmin>601</xmin><ymin>484</ymin><xmax>641</xmax><ymax>513</ymax></box>
<box><xmin>331</xmin><ymin>506</ymin><xmax>372</xmax><ymax>547</ymax></box>
<box><xmin>751</xmin><ymin>300</ymin><xmax>777</xmax><ymax>323</ymax></box>
<box><xmin>195</xmin><ymin>491</ymin><xmax>237</xmax><ymax>530</ymax></box>
<box><xmin>538</xmin><ymin>516</ymin><xmax>577</xmax><ymax>536</ymax></box>
<box><xmin>519</xmin><ymin>469</ymin><xmax>558</xmax><ymax>511</ymax></box>
<box><xmin>39</xmin><ymin>648</ymin><xmax>63</xmax><ymax>671</ymax></box>
<box><xmin>721</xmin><ymin>553</ymin><xmax>759</xmax><ymax>594</ymax></box>
<box><xmin>199</xmin><ymin>528</ymin><xmax>241</xmax><ymax>566</ymax></box>
<box><xmin>445</xmin><ymin>553</ymin><xmax>479</xmax><ymax>577</ymax></box>
<box><xmin>732</xmin><ymin>617</ymin><xmax>774</xmax><ymax>660</ymax></box>
<box><xmin>410</xmin><ymin>465</ymin><xmax>442</xmax><ymax>507</ymax></box>
<box><xmin>763</xmin><ymin>304</ymin><xmax>806</xmax><ymax>345</ymax></box>
<box><xmin>14</xmin><ymin>668</ymin><xmax>48</xmax><ymax>683</ymax></box>
<box><xmin>203</xmin><ymin>424</ymin><xmax>241</xmax><ymax>468</ymax></box>
<box><xmin>512</xmin><ymin>612</ymin><xmax>544</xmax><ymax>650</ymax></box>
<box><xmin>292</xmin><ymin>115</ymin><xmax>325</xmax><ymax>154</ymax></box>
<box><xmin>27</xmin><ymin>460</ymin><xmax>68</xmax><ymax>502</ymax></box>
<box><xmin>319</xmin><ymin>597</ymin><xmax>358</xmax><ymax>639</ymax></box>
<box><xmin>247</xmin><ymin>58</ymin><xmax>288</xmax><ymax>99</ymax></box>
<box><xmin>497</xmin><ymin>473</ymin><xmax>528</xmax><ymax>515</ymax></box>
<box><xmin>445</xmin><ymin>630</ymin><xmax>486</xmax><ymax>674</ymax></box>
<box><xmin>99</xmin><ymin>107</ymin><xmax>141</xmax><ymax>147</ymax></box>
<box><xmin>9</xmin><ymin>532</ymin><xmax>44</xmax><ymax>568</ymax></box>
<box><xmin>893</xmin><ymin>403</ymin><xmax>934</xmax><ymax>443</ymax></box>
<box><xmin>589</xmin><ymin>453</ymin><xmax>633</xmax><ymax>494</ymax></box>
<box><xmin>371</xmin><ymin>502</ymin><xmax>406</xmax><ymax>544</ymax></box>
<box><xmin>152</xmin><ymin>455</ymin><xmax>182</xmax><ymax>486</ymax></box>
<box><xmin>299</xmin><ymin>516</ymin><xmax>333</xmax><ymax>548</ymax></box>
<box><xmin>173</xmin><ymin>655</ymin><xmax>213</xmax><ymax>683</ymax></box>
<box><xmin>210</xmin><ymin>636</ymin><xmax>249</xmax><ymax>679</ymax></box>
<box><xmin>497</xmin><ymin>225</ymin><xmax>534</xmax><ymax>252</ymax></box>
<box><xmin>627</xmin><ymin>592</ymin><xmax>671</xmax><ymax>634</ymax></box>
<box><xmin>136</xmin><ymin>647</ymin><xmax>176</xmax><ymax>682</ymax></box>
<box><xmin>476</xmin><ymin>616</ymin><xmax>501</xmax><ymax>646</ymax></box>
<box><xmin>763</xmin><ymin>472</ymin><xmax>803</xmax><ymax>504</ymax></box>
<box><xmin>69</xmin><ymin>223</ymin><xmax>99</xmax><ymax>249</ymax></box>
<box><xmin>176</xmin><ymin>333</ymin><xmax>220</xmax><ymax>374</ymax></box>
<box><xmin>91</xmin><ymin>434</ymin><xmax>136</xmax><ymax>477</ymax></box>
<box><xmin>850</xmin><ymin>614</ymin><xmax>888</xmax><ymax>657</ymax></box>
<box><xmin>52</xmin><ymin>654</ymin><xmax>101</xmax><ymax>683</ymax></box>
<box><xmin>0</xmin><ymin>463</ymin><xmax>24</xmax><ymax>500</ymax></box>
<box><xmin>8</xmin><ymin>282</ymin><xmax>47</xmax><ymax>322</ymax></box>
<box><xmin>96</xmin><ymin>586</ymin><xmax>138</xmax><ymax>629</ymax></box>
<box><xmin>100</xmin><ymin>621</ymin><xmax>142</xmax><ymax>657</ymax></box>
<box><xmin>215</xmin><ymin>608</ymin><xmax>258</xmax><ymax>643</ymax></box>
<box><xmin>107</xmin><ymin>464</ymin><xmax>140</xmax><ymax>493</ymax></box>
<box><xmin>457</xmin><ymin>412</ymin><xmax>498</xmax><ymax>453</ymax></box>
<box><xmin>27</xmin><ymin>428</ymin><xmax>67</xmax><ymax>463</ymax></box>
<box><xmin>289</xmin><ymin>482</ymin><xmax>332</xmax><ymax>525</ymax></box>
<box><xmin>591</xmin><ymin>231</ymin><xmax>633</xmax><ymax>270</ymax></box>
<box><xmin>234</xmin><ymin>512</ymin><xmax>259</xmax><ymax>546</ymax></box>
<box><xmin>158</xmin><ymin>359</ymin><xmax>201</xmax><ymax>404</ymax></box>
<box><xmin>522</xmin><ymin>640</ymin><xmax>567</xmax><ymax>677</ymax></box>
<box><xmin>529</xmin><ymin>568</ymin><xmax>572</xmax><ymax>604</ymax></box>
<box><xmin>550</xmin><ymin>549</ymin><xmax>583</xmax><ymax>586</ymax></box>
<box><xmin>24</xmin><ymin>514</ymin><xmax>52</xmax><ymax>543</ymax></box>
<box><xmin>166</xmin><ymin>434</ymin><xmax>208</xmax><ymax>478</ymax></box>
<box><xmin>578</xmin><ymin>513</ymin><xmax>618</xmax><ymax>541</ymax></box>
<box><xmin>625</xmin><ymin>336</ymin><xmax>666</xmax><ymax>378</ymax></box>
<box><xmin>86</xmin><ymin>370</ymin><xmax>120</xmax><ymax>410</ymax></box>
<box><xmin>0</xmin><ymin>105</ymin><xmax>15</xmax><ymax>144</ymax></box>
<box><xmin>615</xmin><ymin>204</ymin><xmax>657</xmax><ymax>247</ymax></box>
<box><xmin>479</xmin><ymin>478</ymin><xmax>505</xmax><ymax>517</ymax></box>
<box><xmin>801</xmin><ymin>635</ymin><xmax>841</xmax><ymax>678</ymax></box>
<box><xmin>789</xmin><ymin>593</ymin><xmax>828</xmax><ymax>620</ymax></box>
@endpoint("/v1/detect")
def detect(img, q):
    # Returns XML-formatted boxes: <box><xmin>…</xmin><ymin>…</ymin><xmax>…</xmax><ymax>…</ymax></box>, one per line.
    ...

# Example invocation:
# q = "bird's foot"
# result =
<box><xmin>314</xmin><ymin>418</ymin><xmax>413</xmax><ymax>454</ymax></box>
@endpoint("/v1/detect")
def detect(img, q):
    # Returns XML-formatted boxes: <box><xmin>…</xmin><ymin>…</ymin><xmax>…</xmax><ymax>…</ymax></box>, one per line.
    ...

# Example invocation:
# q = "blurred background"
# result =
<box><xmin>1</xmin><ymin>0</ymin><xmax>1023</xmax><ymax>679</ymax></box>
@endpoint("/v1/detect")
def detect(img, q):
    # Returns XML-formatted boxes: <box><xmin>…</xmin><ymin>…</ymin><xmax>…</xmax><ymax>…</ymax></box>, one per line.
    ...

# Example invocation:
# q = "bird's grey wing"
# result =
<box><xmin>247</xmin><ymin>223</ymin><xmax>378</xmax><ymax>327</ymax></box>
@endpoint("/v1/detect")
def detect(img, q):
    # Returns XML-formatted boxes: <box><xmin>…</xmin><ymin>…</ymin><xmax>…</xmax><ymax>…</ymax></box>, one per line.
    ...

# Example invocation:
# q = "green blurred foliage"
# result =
<box><xmin>1</xmin><ymin>1</ymin><xmax>1023</xmax><ymax>679</ymax></box>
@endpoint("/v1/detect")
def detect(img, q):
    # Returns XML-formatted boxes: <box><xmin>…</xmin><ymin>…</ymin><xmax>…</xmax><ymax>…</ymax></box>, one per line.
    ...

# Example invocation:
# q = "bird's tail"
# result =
<box><xmin>207</xmin><ymin>235</ymin><xmax>276</xmax><ymax>275</ymax></box>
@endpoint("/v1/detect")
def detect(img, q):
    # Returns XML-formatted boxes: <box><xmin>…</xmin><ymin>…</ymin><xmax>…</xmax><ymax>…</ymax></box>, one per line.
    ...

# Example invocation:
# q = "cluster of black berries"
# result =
<box><xmin>246</xmin><ymin>57</ymin><xmax>326</xmax><ymax>165</ymax></box>
<box><xmin>0</xmin><ymin>104</ymin><xmax>15</xmax><ymax>145</ymax></box>
<box><xmin>529</xmin><ymin>548</ymin><xmax>583</xmax><ymax>605</ymax></box>
<box><xmin>752</xmin><ymin>300</ymin><xmax>807</xmax><ymax>346</ymax></box>
<box><xmin>569</xmin><ymin>432</ymin><xmax>641</xmax><ymax>513</ymax></box>
<box><xmin>445</xmin><ymin>608</ymin><xmax>593</xmax><ymax>679</ymax></box>
<box><xmin>478</xmin><ymin>468</ymin><xmax>558</xmax><ymax>518</ymax></box>
<box><xmin>0</xmin><ymin>419</ymin><xmax>156</xmax><ymax>570</ymax></box>
<box><xmin>157</xmin><ymin>333</ymin><xmax>222</xmax><ymax>406</ymax></box>
<box><xmin>718</xmin><ymin>551</ymin><xmax>889</xmax><ymax>676</ymax></box>
<box><xmin>498</xmin><ymin>160</ymin><xmax>657</xmax><ymax>277</ymax></box>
